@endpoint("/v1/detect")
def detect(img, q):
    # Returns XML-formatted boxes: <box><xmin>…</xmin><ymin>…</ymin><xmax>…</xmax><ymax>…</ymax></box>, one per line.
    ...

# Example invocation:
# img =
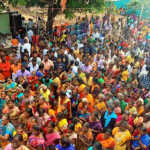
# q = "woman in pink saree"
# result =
<box><xmin>28</xmin><ymin>125</ymin><xmax>45</xmax><ymax>150</ymax></box>
<box><xmin>45</xmin><ymin>122</ymin><xmax>60</xmax><ymax>150</ymax></box>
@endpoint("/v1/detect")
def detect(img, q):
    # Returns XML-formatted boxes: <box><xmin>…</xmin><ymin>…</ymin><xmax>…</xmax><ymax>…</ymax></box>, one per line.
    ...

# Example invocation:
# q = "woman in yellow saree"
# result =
<box><xmin>113</xmin><ymin>121</ymin><xmax>131</xmax><ymax>150</ymax></box>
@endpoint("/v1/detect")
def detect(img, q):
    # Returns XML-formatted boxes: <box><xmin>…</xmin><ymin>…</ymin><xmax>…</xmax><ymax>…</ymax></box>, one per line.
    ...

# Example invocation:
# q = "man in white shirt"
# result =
<box><xmin>22</xmin><ymin>39</ymin><xmax>31</xmax><ymax>57</ymax></box>
<box><xmin>29</xmin><ymin>51</ymin><xmax>41</xmax><ymax>66</ymax></box>
<box><xmin>28</xmin><ymin>58</ymin><xmax>39</xmax><ymax>73</ymax></box>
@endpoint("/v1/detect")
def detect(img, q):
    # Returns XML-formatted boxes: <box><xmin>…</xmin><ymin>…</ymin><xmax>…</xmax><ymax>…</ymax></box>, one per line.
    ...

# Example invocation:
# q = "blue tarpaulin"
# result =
<box><xmin>114</xmin><ymin>0</ymin><xmax>130</xmax><ymax>9</ymax></box>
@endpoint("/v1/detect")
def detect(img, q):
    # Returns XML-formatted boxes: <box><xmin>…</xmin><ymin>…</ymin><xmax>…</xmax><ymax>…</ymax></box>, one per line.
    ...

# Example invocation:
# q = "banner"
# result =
<box><xmin>0</xmin><ymin>12</ymin><xmax>11</xmax><ymax>34</ymax></box>
<box><xmin>60</xmin><ymin>0</ymin><xmax>67</xmax><ymax>12</ymax></box>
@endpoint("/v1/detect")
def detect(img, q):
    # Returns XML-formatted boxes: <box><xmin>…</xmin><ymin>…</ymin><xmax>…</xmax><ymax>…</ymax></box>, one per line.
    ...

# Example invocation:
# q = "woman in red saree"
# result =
<box><xmin>0</xmin><ymin>55</ymin><xmax>11</xmax><ymax>81</ymax></box>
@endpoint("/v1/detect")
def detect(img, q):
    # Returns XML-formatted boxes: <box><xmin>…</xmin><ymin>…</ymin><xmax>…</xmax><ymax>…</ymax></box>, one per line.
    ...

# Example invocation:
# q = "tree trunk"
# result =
<box><xmin>46</xmin><ymin>0</ymin><xmax>59</xmax><ymax>35</ymax></box>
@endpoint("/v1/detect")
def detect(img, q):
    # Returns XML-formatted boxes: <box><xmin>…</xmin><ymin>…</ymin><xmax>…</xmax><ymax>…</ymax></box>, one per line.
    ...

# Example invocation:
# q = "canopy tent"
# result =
<box><xmin>105</xmin><ymin>0</ymin><xmax>130</xmax><ymax>9</ymax></box>
<box><xmin>114</xmin><ymin>0</ymin><xmax>130</xmax><ymax>9</ymax></box>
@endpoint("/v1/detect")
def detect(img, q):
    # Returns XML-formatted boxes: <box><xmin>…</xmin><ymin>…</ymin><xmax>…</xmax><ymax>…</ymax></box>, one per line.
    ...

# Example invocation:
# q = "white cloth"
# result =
<box><xmin>67</xmin><ymin>54</ymin><xmax>75</xmax><ymax>62</ymax></box>
<box><xmin>22</xmin><ymin>43</ymin><xmax>31</xmax><ymax>57</ymax></box>
<box><xmin>72</xmin><ymin>65</ymin><xmax>78</xmax><ymax>74</ymax></box>
<box><xmin>138</xmin><ymin>64</ymin><xmax>148</xmax><ymax>78</ymax></box>
<box><xmin>27</xmin><ymin>30</ymin><xmax>34</xmax><ymax>42</ymax></box>
<box><xmin>76</xmin><ymin>58</ymin><xmax>83</xmax><ymax>67</ymax></box>
<box><xmin>127</xmin><ymin>64</ymin><xmax>133</xmax><ymax>74</ymax></box>
<box><xmin>30</xmin><ymin>57</ymin><xmax>42</xmax><ymax>66</ymax></box>
<box><xmin>54</xmin><ymin>52</ymin><xmax>58</xmax><ymax>58</ymax></box>
<box><xmin>93</xmin><ymin>32</ymin><xmax>100</xmax><ymax>39</ymax></box>
<box><xmin>43</xmin><ymin>49</ymin><xmax>48</xmax><ymax>56</ymax></box>
<box><xmin>78</xmin><ymin>43</ymin><xmax>84</xmax><ymax>49</ymax></box>
<box><xmin>66</xmin><ymin>89</ymin><xmax>72</xmax><ymax>98</ymax></box>
<box><xmin>28</xmin><ymin>63</ymin><xmax>39</xmax><ymax>73</ymax></box>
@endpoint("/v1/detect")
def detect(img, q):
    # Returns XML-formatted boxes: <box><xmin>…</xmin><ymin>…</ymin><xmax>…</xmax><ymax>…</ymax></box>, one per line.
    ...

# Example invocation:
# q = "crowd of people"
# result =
<box><xmin>0</xmin><ymin>13</ymin><xmax>150</xmax><ymax>150</ymax></box>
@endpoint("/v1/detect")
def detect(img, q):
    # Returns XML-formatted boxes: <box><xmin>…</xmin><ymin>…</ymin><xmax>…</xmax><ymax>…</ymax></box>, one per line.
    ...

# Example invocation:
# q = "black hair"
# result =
<box><xmin>33</xmin><ymin>51</ymin><xmax>37</xmax><ymax>54</ymax></box>
<box><xmin>49</xmin><ymin>121</ymin><xmax>56</xmax><ymax>128</ymax></box>
<box><xmin>26</xmin><ymin>108</ymin><xmax>33</xmax><ymax>117</ymax></box>
<box><xmin>68</xmin><ymin>124</ymin><xmax>74</xmax><ymax>131</ymax></box>
<box><xmin>93</xmin><ymin>142</ymin><xmax>102</xmax><ymax>150</ymax></box>
<box><xmin>3</xmin><ymin>114</ymin><xmax>10</xmax><ymax>121</ymax></box>
<box><xmin>38</xmin><ymin>108</ymin><xmax>45</xmax><ymax>116</ymax></box>
<box><xmin>14</xmin><ymin>134</ymin><xmax>23</xmax><ymax>142</ymax></box>
<box><xmin>141</xmin><ymin>127</ymin><xmax>147</xmax><ymax>132</ymax></box>
<box><xmin>24</xmin><ymin>49</ymin><xmax>28</xmax><ymax>54</ymax></box>
<box><xmin>75</xmin><ymin>61</ymin><xmax>79</xmax><ymax>66</ymax></box>
<box><xmin>93</xmin><ymin>111</ymin><xmax>99</xmax><ymax>119</ymax></box>
<box><xmin>51</xmin><ymin>82</ymin><xmax>58</xmax><ymax>89</ymax></box>
<box><xmin>146</xmin><ymin>66</ymin><xmax>150</xmax><ymax>72</ymax></box>
<box><xmin>54</xmin><ymin>72</ymin><xmax>58</xmax><ymax>77</ymax></box>
<box><xmin>33</xmin><ymin>125</ymin><xmax>41</xmax><ymax>131</ymax></box>
<box><xmin>84</xmin><ymin>122</ymin><xmax>89</xmax><ymax>128</ymax></box>
<box><xmin>77</xmin><ymin>78</ymin><xmax>84</xmax><ymax>84</ymax></box>
<box><xmin>61</xmin><ymin>138</ymin><xmax>71</xmax><ymax>148</ymax></box>
<box><xmin>72</xmin><ymin>117</ymin><xmax>79</xmax><ymax>124</ymax></box>
<box><xmin>32</xmin><ymin>58</ymin><xmax>37</xmax><ymax>62</ymax></box>
<box><xmin>48</xmin><ymin>146</ymin><xmax>56</xmax><ymax>150</ymax></box>
<box><xmin>70</xmin><ymin>60</ymin><xmax>74</xmax><ymax>66</ymax></box>
<box><xmin>57</xmin><ymin>112</ymin><xmax>64</xmax><ymax>119</ymax></box>
<box><xmin>120</xmin><ymin>121</ymin><xmax>128</xmax><ymax>127</ymax></box>
<box><xmin>60</xmin><ymin>91</ymin><xmax>66</xmax><ymax>96</ymax></box>
<box><xmin>17</xmin><ymin>124</ymin><xmax>25</xmax><ymax>129</ymax></box>
<box><xmin>93</xmin><ymin>77</ymin><xmax>98</xmax><ymax>83</ymax></box>
<box><xmin>39</xmin><ymin>63</ymin><xmax>44</xmax><ymax>69</ymax></box>
<box><xmin>105</xmin><ymin>129</ymin><xmax>112</xmax><ymax>135</ymax></box>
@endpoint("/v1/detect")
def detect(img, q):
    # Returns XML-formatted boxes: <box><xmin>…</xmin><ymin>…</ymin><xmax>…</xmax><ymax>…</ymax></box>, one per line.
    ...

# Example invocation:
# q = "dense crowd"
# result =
<box><xmin>0</xmin><ymin>14</ymin><xmax>150</xmax><ymax>150</ymax></box>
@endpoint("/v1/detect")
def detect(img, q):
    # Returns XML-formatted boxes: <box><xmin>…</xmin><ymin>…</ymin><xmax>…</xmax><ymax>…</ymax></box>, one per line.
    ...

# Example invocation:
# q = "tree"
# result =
<box><xmin>46</xmin><ymin>0</ymin><xmax>105</xmax><ymax>33</ymax></box>
<box><xmin>3</xmin><ymin>0</ymin><xmax>105</xmax><ymax>32</ymax></box>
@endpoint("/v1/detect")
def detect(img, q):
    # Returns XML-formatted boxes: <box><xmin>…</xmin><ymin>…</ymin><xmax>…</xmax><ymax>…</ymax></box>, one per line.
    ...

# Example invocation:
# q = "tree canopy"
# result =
<box><xmin>7</xmin><ymin>0</ymin><xmax>105</xmax><ymax>18</ymax></box>
<box><xmin>1</xmin><ymin>0</ymin><xmax>105</xmax><ymax>31</ymax></box>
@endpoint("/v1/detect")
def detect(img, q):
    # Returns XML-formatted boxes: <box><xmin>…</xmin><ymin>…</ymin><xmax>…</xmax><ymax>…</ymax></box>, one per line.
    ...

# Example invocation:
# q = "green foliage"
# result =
<box><xmin>8</xmin><ymin>0</ymin><xmax>18</xmax><ymax>7</ymax></box>
<box><xmin>7</xmin><ymin>0</ymin><xmax>105</xmax><ymax>32</ymax></box>
<box><xmin>8</xmin><ymin>0</ymin><xmax>105</xmax><ymax>17</ymax></box>
<box><xmin>18</xmin><ymin>0</ymin><xmax>27</xmax><ymax>6</ymax></box>
<box><xmin>8</xmin><ymin>0</ymin><xmax>46</xmax><ymax>7</ymax></box>
<box><xmin>0</xmin><ymin>2</ymin><xmax>5</xmax><ymax>11</ymax></box>
<box><xmin>64</xmin><ymin>0</ymin><xmax>105</xmax><ymax>19</ymax></box>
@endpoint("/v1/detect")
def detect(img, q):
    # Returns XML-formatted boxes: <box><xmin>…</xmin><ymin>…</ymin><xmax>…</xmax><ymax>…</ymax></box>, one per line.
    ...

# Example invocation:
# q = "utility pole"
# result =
<box><xmin>139</xmin><ymin>3</ymin><xmax>144</xmax><ymax>21</ymax></box>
